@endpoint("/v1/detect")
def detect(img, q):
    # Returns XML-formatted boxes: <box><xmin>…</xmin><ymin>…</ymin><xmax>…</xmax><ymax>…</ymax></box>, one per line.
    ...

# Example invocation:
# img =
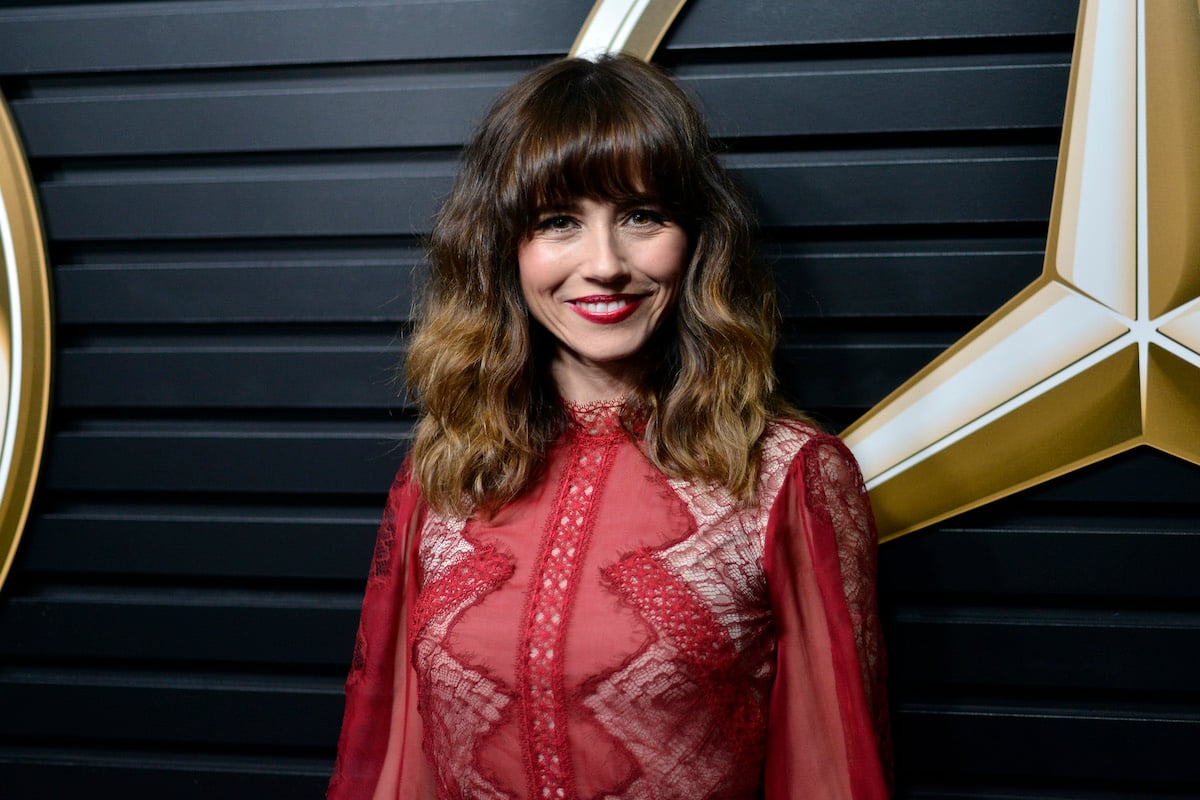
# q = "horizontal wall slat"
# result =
<box><xmin>0</xmin><ymin>0</ymin><xmax>1077</xmax><ymax>75</ymax></box>
<box><xmin>901</xmin><ymin>786</ymin><xmax>1198</xmax><ymax>800</ymax></box>
<box><xmin>688</xmin><ymin>57</ymin><xmax>1069</xmax><ymax>140</ymax></box>
<box><xmin>735</xmin><ymin>148</ymin><xmax>1057</xmax><ymax>228</ymax></box>
<box><xmin>888</xmin><ymin>608</ymin><xmax>1200</xmax><ymax>692</ymax></box>
<box><xmin>56</xmin><ymin>343</ymin><xmax>403</xmax><ymax>408</ymax></box>
<box><xmin>0</xmin><ymin>0</ymin><xmax>585</xmax><ymax>74</ymax></box>
<box><xmin>894</xmin><ymin>702</ymin><xmax>1200</xmax><ymax>785</ymax></box>
<box><xmin>12</xmin><ymin>70</ymin><xmax>515</xmax><ymax>157</ymax></box>
<box><xmin>668</xmin><ymin>0</ymin><xmax>1079</xmax><ymax>49</ymax></box>
<box><xmin>38</xmin><ymin>149</ymin><xmax>1057</xmax><ymax>240</ymax></box>
<box><xmin>1020</xmin><ymin>449</ymin><xmax>1200</xmax><ymax>505</ymax></box>
<box><xmin>54</xmin><ymin>264</ymin><xmax>417</xmax><ymax>324</ymax></box>
<box><xmin>21</xmin><ymin>504</ymin><xmax>377</xmax><ymax>579</ymax></box>
<box><xmin>42</xmin><ymin>425</ymin><xmax>408</xmax><ymax>494</ymax></box>
<box><xmin>12</xmin><ymin>56</ymin><xmax>1068</xmax><ymax>157</ymax></box>
<box><xmin>881</xmin><ymin>525</ymin><xmax>1200</xmax><ymax>600</ymax></box>
<box><xmin>0</xmin><ymin>670</ymin><xmax>341</xmax><ymax>748</ymax></box>
<box><xmin>0</xmin><ymin>588</ymin><xmax>359</xmax><ymax>665</ymax></box>
<box><xmin>774</xmin><ymin>242</ymin><xmax>1044</xmax><ymax>318</ymax></box>
<box><xmin>53</xmin><ymin>243</ymin><xmax>423</xmax><ymax>324</ymax></box>
<box><xmin>0</xmin><ymin>748</ymin><xmax>329</xmax><ymax>799</ymax></box>
<box><xmin>778</xmin><ymin>341</ymin><xmax>948</xmax><ymax>409</ymax></box>
<box><xmin>38</xmin><ymin>164</ymin><xmax>453</xmax><ymax>240</ymax></box>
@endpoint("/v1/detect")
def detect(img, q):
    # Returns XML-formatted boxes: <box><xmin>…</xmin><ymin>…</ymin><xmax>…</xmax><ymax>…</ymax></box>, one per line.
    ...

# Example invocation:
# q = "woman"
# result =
<box><xmin>330</xmin><ymin>55</ymin><xmax>891</xmax><ymax>799</ymax></box>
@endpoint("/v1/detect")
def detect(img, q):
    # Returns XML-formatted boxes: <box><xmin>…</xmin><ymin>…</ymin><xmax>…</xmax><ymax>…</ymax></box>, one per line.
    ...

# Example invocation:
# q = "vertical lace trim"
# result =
<box><xmin>518</xmin><ymin>429</ymin><xmax>620</xmax><ymax>800</ymax></box>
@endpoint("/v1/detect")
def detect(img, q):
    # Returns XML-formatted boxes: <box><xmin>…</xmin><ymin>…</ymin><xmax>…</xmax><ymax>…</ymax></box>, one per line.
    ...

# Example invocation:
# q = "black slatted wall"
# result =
<box><xmin>1</xmin><ymin>1</ymin><xmax>1197</xmax><ymax>797</ymax></box>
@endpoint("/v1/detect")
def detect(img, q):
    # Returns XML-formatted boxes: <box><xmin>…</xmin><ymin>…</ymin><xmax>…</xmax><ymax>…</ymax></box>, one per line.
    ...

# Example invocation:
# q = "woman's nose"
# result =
<box><xmin>581</xmin><ymin>228</ymin><xmax>628</xmax><ymax>282</ymax></box>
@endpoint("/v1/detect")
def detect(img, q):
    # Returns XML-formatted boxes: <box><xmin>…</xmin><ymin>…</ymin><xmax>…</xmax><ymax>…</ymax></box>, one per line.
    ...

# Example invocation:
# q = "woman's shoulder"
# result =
<box><xmin>382</xmin><ymin>457</ymin><xmax>435</xmax><ymax>526</ymax></box>
<box><xmin>760</xmin><ymin>417</ymin><xmax>866</xmax><ymax>492</ymax></box>
<box><xmin>762</xmin><ymin>417</ymin><xmax>831</xmax><ymax>462</ymax></box>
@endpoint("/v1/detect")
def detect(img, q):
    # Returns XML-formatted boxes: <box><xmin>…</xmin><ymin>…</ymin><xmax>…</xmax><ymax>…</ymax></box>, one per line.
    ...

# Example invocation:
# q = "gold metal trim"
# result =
<box><xmin>843</xmin><ymin>0</ymin><xmax>1200</xmax><ymax>541</ymax></box>
<box><xmin>0</xmin><ymin>94</ymin><xmax>53</xmax><ymax>591</ymax></box>
<box><xmin>570</xmin><ymin>0</ymin><xmax>690</xmax><ymax>61</ymax></box>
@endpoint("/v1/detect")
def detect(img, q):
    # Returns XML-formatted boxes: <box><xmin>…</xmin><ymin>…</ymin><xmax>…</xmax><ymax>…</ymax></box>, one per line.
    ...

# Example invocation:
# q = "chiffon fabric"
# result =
<box><xmin>329</xmin><ymin>404</ymin><xmax>891</xmax><ymax>799</ymax></box>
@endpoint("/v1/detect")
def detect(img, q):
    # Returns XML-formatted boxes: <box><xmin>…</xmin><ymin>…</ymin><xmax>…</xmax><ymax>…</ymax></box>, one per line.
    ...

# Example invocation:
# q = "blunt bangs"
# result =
<box><xmin>491</xmin><ymin>58</ymin><xmax>700</xmax><ymax>234</ymax></box>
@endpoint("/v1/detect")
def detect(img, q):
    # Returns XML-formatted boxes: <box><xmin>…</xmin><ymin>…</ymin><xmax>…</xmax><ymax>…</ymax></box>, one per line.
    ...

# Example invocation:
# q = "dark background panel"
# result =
<box><xmin>21</xmin><ymin>504</ymin><xmax>378</xmax><ymax>580</ymax></box>
<box><xmin>8</xmin><ymin>55</ymin><xmax>1069</xmax><ymax>157</ymax></box>
<box><xmin>4</xmin><ymin>0</ymin><xmax>1198</xmax><ymax>798</ymax></box>
<box><xmin>0</xmin><ymin>749</ymin><xmax>331</xmax><ymax>800</ymax></box>
<box><xmin>0</xmin><ymin>0</ymin><xmax>1079</xmax><ymax>74</ymax></box>
<box><xmin>51</xmin><ymin>240</ymin><xmax>424</xmax><ymax>324</ymax></box>
<box><xmin>0</xmin><ymin>589</ymin><xmax>359</xmax><ymax>665</ymax></box>
<box><xmin>0</xmin><ymin>1</ymin><xmax>591</xmax><ymax>73</ymax></box>
<box><xmin>41</xmin><ymin>424</ymin><xmax>408</xmax><ymax>494</ymax></box>
<box><xmin>0</xmin><ymin>670</ymin><xmax>344</xmax><ymax>747</ymax></box>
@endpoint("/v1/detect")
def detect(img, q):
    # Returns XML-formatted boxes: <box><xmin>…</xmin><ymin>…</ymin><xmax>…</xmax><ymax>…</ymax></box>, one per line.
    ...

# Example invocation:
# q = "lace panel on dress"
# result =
<box><xmin>584</xmin><ymin>422</ymin><xmax>814</xmax><ymax>798</ymax></box>
<box><xmin>411</xmin><ymin>512</ymin><xmax>516</xmax><ymax>799</ymax></box>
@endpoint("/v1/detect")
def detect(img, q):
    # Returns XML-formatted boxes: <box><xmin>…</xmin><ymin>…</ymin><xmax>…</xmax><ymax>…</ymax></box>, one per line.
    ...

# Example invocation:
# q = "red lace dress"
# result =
<box><xmin>329</xmin><ymin>404</ymin><xmax>891</xmax><ymax>799</ymax></box>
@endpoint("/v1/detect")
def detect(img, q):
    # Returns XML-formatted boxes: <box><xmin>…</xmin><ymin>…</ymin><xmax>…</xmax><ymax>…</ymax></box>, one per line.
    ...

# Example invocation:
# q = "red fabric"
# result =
<box><xmin>329</xmin><ymin>411</ymin><xmax>890</xmax><ymax>799</ymax></box>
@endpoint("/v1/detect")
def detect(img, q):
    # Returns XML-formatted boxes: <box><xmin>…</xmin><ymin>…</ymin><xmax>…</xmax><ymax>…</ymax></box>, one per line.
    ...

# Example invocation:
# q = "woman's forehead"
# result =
<box><xmin>530</xmin><ymin>188</ymin><xmax>661</xmax><ymax>210</ymax></box>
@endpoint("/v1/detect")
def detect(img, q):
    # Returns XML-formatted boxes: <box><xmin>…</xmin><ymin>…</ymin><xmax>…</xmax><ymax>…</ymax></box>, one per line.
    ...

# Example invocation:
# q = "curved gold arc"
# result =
<box><xmin>0</xmin><ymin>94</ymin><xmax>52</xmax><ymax>591</ymax></box>
<box><xmin>570</xmin><ymin>0</ymin><xmax>690</xmax><ymax>61</ymax></box>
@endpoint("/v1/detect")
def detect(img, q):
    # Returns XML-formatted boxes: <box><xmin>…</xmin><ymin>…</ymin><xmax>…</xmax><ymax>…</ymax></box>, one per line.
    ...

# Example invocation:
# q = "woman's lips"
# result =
<box><xmin>568</xmin><ymin>295</ymin><xmax>645</xmax><ymax>324</ymax></box>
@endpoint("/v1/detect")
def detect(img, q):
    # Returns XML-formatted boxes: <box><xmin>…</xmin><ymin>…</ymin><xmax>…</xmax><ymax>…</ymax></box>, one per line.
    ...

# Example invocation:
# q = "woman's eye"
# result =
<box><xmin>627</xmin><ymin>209</ymin><xmax>666</xmax><ymax>226</ymax></box>
<box><xmin>537</xmin><ymin>215</ymin><xmax>575</xmax><ymax>232</ymax></box>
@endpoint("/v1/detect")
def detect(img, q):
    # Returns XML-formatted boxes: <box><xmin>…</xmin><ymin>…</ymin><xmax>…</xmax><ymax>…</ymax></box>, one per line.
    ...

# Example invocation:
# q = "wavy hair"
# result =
<box><xmin>406</xmin><ymin>55</ymin><xmax>798</xmax><ymax>516</ymax></box>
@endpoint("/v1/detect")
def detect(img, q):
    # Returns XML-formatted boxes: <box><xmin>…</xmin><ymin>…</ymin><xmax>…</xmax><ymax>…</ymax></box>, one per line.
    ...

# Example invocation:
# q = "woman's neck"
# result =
<box><xmin>549</xmin><ymin>353</ymin><xmax>641</xmax><ymax>405</ymax></box>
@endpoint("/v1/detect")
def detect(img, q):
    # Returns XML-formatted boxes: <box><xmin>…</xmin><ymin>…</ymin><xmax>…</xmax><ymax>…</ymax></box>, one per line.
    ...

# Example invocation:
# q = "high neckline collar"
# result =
<box><xmin>563</xmin><ymin>398</ymin><xmax>631</xmax><ymax>437</ymax></box>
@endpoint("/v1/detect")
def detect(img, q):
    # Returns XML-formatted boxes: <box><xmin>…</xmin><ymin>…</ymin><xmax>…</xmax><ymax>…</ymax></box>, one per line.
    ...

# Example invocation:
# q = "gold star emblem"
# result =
<box><xmin>842</xmin><ymin>0</ymin><xmax>1200</xmax><ymax>539</ymax></box>
<box><xmin>577</xmin><ymin>0</ymin><xmax>1200</xmax><ymax>540</ymax></box>
<box><xmin>571</xmin><ymin>0</ymin><xmax>690</xmax><ymax>61</ymax></box>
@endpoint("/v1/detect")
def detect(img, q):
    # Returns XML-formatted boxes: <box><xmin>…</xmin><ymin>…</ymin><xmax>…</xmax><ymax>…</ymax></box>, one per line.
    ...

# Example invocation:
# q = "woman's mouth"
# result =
<box><xmin>569</xmin><ymin>295</ymin><xmax>644</xmax><ymax>323</ymax></box>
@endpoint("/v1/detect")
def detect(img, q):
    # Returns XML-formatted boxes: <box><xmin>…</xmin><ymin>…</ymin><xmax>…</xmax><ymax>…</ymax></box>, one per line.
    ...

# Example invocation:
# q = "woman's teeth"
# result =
<box><xmin>577</xmin><ymin>299</ymin><xmax>629</xmax><ymax>313</ymax></box>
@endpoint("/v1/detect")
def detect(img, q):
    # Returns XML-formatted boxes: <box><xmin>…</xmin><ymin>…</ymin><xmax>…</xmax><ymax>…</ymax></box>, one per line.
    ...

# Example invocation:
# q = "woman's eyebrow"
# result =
<box><xmin>614</xmin><ymin>195</ymin><xmax>664</xmax><ymax>209</ymax></box>
<box><xmin>533</xmin><ymin>200</ymin><xmax>581</xmax><ymax>215</ymax></box>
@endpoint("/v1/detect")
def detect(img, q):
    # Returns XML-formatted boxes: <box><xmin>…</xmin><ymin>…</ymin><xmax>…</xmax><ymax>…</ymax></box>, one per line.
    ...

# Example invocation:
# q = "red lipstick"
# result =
<box><xmin>568</xmin><ymin>294</ymin><xmax>644</xmax><ymax>324</ymax></box>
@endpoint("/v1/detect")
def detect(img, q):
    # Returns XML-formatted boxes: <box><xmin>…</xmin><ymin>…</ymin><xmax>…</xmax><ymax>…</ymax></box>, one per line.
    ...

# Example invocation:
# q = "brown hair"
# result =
<box><xmin>406</xmin><ymin>55</ymin><xmax>797</xmax><ymax>515</ymax></box>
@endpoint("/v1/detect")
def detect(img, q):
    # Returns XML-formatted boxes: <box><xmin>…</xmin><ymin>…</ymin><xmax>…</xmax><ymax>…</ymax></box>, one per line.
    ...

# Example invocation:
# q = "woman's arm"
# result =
<box><xmin>762</xmin><ymin>433</ymin><xmax>891</xmax><ymax>799</ymax></box>
<box><xmin>328</xmin><ymin>463</ymin><xmax>433</xmax><ymax>799</ymax></box>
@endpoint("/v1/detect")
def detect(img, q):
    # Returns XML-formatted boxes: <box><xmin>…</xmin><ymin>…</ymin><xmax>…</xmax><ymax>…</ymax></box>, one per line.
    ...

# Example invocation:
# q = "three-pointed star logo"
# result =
<box><xmin>841</xmin><ymin>0</ymin><xmax>1200</xmax><ymax>539</ymax></box>
<box><xmin>573</xmin><ymin>0</ymin><xmax>1200</xmax><ymax>540</ymax></box>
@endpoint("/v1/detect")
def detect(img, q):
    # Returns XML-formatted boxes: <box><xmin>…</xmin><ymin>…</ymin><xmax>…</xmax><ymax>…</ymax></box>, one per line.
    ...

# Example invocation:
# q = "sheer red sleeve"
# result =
<box><xmin>328</xmin><ymin>463</ymin><xmax>434</xmax><ymax>799</ymax></box>
<box><xmin>762</xmin><ymin>433</ymin><xmax>892</xmax><ymax>799</ymax></box>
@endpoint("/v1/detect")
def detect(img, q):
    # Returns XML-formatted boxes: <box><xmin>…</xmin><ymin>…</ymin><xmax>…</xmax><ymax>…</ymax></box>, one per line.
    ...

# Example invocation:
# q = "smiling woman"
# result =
<box><xmin>329</xmin><ymin>55</ymin><xmax>891</xmax><ymax>800</ymax></box>
<box><xmin>0</xmin><ymin>94</ymin><xmax>52</xmax><ymax>591</ymax></box>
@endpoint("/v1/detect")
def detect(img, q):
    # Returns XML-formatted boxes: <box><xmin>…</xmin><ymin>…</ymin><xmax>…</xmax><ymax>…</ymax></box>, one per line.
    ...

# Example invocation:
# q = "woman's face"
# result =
<box><xmin>517</xmin><ymin>196</ymin><xmax>687</xmax><ymax>398</ymax></box>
